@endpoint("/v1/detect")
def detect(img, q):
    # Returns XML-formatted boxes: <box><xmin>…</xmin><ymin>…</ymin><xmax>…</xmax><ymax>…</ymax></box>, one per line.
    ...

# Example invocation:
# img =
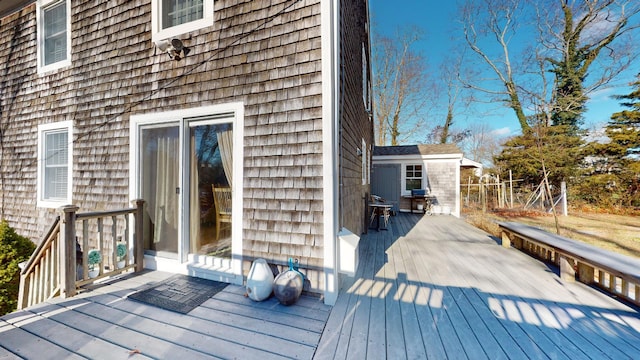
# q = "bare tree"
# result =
<box><xmin>438</xmin><ymin>56</ymin><xmax>472</xmax><ymax>144</ymax></box>
<box><xmin>539</xmin><ymin>0</ymin><xmax>640</xmax><ymax>129</ymax></box>
<box><xmin>460</xmin><ymin>0</ymin><xmax>640</xmax><ymax>133</ymax></box>
<box><xmin>459</xmin><ymin>122</ymin><xmax>505</xmax><ymax>167</ymax></box>
<box><xmin>461</xmin><ymin>0</ymin><xmax>531</xmax><ymax>133</ymax></box>
<box><xmin>372</xmin><ymin>27</ymin><xmax>430</xmax><ymax>146</ymax></box>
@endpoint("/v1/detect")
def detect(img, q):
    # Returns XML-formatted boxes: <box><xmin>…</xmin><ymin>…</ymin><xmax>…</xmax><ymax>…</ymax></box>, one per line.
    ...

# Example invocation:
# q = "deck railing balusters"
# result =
<box><xmin>124</xmin><ymin>215</ymin><xmax>130</xmax><ymax>268</ymax></box>
<box><xmin>97</xmin><ymin>217</ymin><xmax>103</xmax><ymax>277</ymax></box>
<box><xmin>112</xmin><ymin>215</ymin><xmax>118</xmax><ymax>270</ymax></box>
<box><xmin>82</xmin><ymin>220</ymin><xmax>89</xmax><ymax>281</ymax></box>
<box><xmin>17</xmin><ymin>200</ymin><xmax>145</xmax><ymax>309</ymax></box>
<box><xmin>500</xmin><ymin>222</ymin><xmax>640</xmax><ymax>307</ymax></box>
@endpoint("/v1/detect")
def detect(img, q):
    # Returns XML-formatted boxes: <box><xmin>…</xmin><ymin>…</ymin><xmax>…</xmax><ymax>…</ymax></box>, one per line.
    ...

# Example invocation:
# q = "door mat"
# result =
<box><xmin>128</xmin><ymin>274</ymin><xmax>228</xmax><ymax>314</ymax></box>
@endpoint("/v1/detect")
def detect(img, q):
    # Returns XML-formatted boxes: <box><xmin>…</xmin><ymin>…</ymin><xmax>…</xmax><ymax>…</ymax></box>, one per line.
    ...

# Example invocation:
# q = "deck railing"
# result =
<box><xmin>17</xmin><ymin>200</ymin><xmax>145</xmax><ymax>310</ymax></box>
<box><xmin>499</xmin><ymin>221</ymin><xmax>640</xmax><ymax>307</ymax></box>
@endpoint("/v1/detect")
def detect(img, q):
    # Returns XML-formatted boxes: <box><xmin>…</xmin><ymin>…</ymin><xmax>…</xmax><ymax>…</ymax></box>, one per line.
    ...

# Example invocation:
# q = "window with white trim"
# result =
<box><xmin>152</xmin><ymin>0</ymin><xmax>214</xmax><ymax>41</ymax></box>
<box><xmin>362</xmin><ymin>43</ymin><xmax>371</xmax><ymax>112</ymax></box>
<box><xmin>405</xmin><ymin>164</ymin><xmax>422</xmax><ymax>191</ymax></box>
<box><xmin>38</xmin><ymin>121</ymin><xmax>73</xmax><ymax>208</ymax></box>
<box><xmin>361</xmin><ymin>139</ymin><xmax>367</xmax><ymax>185</ymax></box>
<box><xmin>37</xmin><ymin>0</ymin><xmax>71</xmax><ymax>73</ymax></box>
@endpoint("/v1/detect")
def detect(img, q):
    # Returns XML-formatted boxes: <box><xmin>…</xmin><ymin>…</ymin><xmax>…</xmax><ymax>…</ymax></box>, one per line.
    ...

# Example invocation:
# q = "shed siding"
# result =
<box><xmin>427</xmin><ymin>162</ymin><xmax>458</xmax><ymax>214</ymax></box>
<box><xmin>0</xmin><ymin>0</ymin><xmax>374</xmax><ymax>294</ymax></box>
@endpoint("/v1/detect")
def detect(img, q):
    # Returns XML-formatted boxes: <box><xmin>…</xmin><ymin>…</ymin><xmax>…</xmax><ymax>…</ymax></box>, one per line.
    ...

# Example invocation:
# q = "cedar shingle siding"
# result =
<box><xmin>425</xmin><ymin>162</ymin><xmax>457</xmax><ymax>212</ymax></box>
<box><xmin>0</xmin><ymin>0</ymin><xmax>371</xmax><ymax>295</ymax></box>
<box><xmin>339</xmin><ymin>0</ymin><xmax>371</xmax><ymax>235</ymax></box>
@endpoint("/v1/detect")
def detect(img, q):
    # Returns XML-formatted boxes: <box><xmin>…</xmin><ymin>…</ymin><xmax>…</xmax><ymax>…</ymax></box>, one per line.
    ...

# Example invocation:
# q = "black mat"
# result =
<box><xmin>128</xmin><ymin>274</ymin><xmax>227</xmax><ymax>314</ymax></box>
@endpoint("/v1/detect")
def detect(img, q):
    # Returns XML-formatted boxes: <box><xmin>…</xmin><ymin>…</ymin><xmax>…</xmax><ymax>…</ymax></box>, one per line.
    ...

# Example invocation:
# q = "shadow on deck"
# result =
<box><xmin>315</xmin><ymin>213</ymin><xmax>640</xmax><ymax>359</ymax></box>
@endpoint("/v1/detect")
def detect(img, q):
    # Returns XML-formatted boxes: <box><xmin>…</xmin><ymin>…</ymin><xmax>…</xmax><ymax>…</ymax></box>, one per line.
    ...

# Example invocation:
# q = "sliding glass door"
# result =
<box><xmin>133</xmin><ymin>104</ymin><xmax>242</xmax><ymax>278</ymax></box>
<box><xmin>140</xmin><ymin>124</ymin><xmax>180</xmax><ymax>257</ymax></box>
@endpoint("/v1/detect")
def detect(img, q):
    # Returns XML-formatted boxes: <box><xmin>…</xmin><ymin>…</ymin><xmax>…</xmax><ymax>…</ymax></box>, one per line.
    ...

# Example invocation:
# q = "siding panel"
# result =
<box><xmin>1</xmin><ymin>0</ymin><xmax>371</xmax><ymax>295</ymax></box>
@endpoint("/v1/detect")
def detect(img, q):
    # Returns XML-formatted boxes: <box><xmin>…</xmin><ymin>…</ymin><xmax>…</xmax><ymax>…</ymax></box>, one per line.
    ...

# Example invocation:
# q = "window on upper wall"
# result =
<box><xmin>37</xmin><ymin>121</ymin><xmax>73</xmax><ymax>208</ymax></box>
<box><xmin>362</xmin><ymin>43</ymin><xmax>371</xmax><ymax>113</ymax></box>
<box><xmin>405</xmin><ymin>164</ymin><xmax>422</xmax><ymax>191</ymax></box>
<box><xmin>361</xmin><ymin>139</ymin><xmax>368</xmax><ymax>185</ymax></box>
<box><xmin>37</xmin><ymin>0</ymin><xmax>71</xmax><ymax>73</ymax></box>
<box><xmin>152</xmin><ymin>0</ymin><xmax>214</xmax><ymax>42</ymax></box>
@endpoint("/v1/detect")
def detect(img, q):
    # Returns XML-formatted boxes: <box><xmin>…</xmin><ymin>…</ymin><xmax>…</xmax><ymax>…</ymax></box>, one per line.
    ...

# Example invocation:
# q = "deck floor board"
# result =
<box><xmin>2</xmin><ymin>214</ymin><xmax>639</xmax><ymax>359</ymax></box>
<box><xmin>317</xmin><ymin>214</ymin><xmax>640</xmax><ymax>360</ymax></box>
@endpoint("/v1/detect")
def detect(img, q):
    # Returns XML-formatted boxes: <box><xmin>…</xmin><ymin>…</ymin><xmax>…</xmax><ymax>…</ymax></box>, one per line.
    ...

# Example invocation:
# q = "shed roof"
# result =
<box><xmin>373</xmin><ymin>144</ymin><xmax>462</xmax><ymax>156</ymax></box>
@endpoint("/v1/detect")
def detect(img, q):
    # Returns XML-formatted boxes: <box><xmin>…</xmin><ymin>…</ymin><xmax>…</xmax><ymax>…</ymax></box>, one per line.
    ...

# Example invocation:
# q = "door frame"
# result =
<box><xmin>129</xmin><ymin>103</ymin><xmax>244</xmax><ymax>283</ymax></box>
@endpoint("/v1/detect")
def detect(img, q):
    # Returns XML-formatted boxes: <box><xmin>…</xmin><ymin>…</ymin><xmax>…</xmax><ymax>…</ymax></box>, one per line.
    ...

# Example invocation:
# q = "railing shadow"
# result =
<box><xmin>338</xmin><ymin>273</ymin><xmax>640</xmax><ymax>359</ymax></box>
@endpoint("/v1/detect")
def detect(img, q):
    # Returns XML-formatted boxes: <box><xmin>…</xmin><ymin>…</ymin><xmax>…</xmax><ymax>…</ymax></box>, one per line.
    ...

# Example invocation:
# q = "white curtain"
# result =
<box><xmin>217</xmin><ymin>129</ymin><xmax>233</xmax><ymax>186</ymax></box>
<box><xmin>189</xmin><ymin>134</ymin><xmax>200</xmax><ymax>253</ymax></box>
<box><xmin>153</xmin><ymin>136</ymin><xmax>179</xmax><ymax>244</ymax></box>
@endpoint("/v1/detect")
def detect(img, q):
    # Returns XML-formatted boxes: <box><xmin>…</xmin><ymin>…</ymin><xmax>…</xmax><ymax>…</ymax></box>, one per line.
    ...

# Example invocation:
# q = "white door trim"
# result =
<box><xmin>129</xmin><ymin>102</ymin><xmax>244</xmax><ymax>284</ymax></box>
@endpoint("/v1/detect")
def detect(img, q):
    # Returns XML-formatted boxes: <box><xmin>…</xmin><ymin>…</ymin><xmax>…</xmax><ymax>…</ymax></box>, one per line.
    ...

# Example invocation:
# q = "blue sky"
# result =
<box><xmin>368</xmin><ymin>0</ymin><xmax>638</xmax><ymax>140</ymax></box>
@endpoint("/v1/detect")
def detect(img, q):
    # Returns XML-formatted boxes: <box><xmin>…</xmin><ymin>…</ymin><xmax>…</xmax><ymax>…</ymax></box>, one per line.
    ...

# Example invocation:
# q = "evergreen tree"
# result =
<box><xmin>585</xmin><ymin>75</ymin><xmax>640</xmax><ymax>206</ymax></box>
<box><xmin>494</xmin><ymin>125</ymin><xmax>584</xmax><ymax>187</ymax></box>
<box><xmin>0</xmin><ymin>220</ymin><xmax>35</xmax><ymax>315</ymax></box>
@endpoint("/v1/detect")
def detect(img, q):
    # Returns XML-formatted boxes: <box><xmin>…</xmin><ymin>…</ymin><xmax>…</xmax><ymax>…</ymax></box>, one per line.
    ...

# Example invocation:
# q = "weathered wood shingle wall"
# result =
<box><xmin>1</xmin><ymin>0</ymin><xmax>372</xmax><ymax>294</ymax></box>
<box><xmin>0</xmin><ymin>4</ymin><xmax>41</xmax><ymax>236</ymax></box>
<box><xmin>0</xmin><ymin>0</ymin><xmax>330</xmax><ymax>288</ymax></box>
<box><xmin>427</xmin><ymin>162</ymin><xmax>458</xmax><ymax>213</ymax></box>
<box><xmin>239</xmin><ymin>0</ymin><xmax>325</xmax><ymax>290</ymax></box>
<box><xmin>338</xmin><ymin>0</ymin><xmax>371</xmax><ymax>235</ymax></box>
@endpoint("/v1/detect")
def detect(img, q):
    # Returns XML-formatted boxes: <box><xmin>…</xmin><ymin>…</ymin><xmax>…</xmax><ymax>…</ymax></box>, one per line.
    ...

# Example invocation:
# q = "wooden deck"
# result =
<box><xmin>0</xmin><ymin>271</ymin><xmax>331</xmax><ymax>359</ymax></box>
<box><xmin>2</xmin><ymin>214</ymin><xmax>639</xmax><ymax>359</ymax></box>
<box><xmin>315</xmin><ymin>213</ymin><xmax>640</xmax><ymax>359</ymax></box>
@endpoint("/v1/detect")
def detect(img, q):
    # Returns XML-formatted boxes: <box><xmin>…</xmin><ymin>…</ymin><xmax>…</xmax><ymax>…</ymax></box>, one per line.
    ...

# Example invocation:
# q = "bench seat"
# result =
<box><xmin>499</xmin><ymin>221</ymin><xmax>640</xmax><ymax>306</ymax></box>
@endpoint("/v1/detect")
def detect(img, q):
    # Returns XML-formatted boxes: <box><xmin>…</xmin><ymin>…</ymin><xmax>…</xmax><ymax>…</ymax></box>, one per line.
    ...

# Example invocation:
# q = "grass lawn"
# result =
<box><xmin>464</xmin><ymin>208</ymin><xmax>640</xmax><ymax>259</ymax></box>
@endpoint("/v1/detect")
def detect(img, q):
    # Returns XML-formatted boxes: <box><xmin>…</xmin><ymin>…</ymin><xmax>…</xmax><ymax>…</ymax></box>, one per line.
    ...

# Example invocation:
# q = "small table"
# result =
<box><xmin>403</xmin><ymin>195</ymin><xmax>436</xmax><ymax>215</ymax></box>
<box><xmin>369</xmin><ymin>203</ymin><xmax>393</xmax><ymax>231</ymax></box>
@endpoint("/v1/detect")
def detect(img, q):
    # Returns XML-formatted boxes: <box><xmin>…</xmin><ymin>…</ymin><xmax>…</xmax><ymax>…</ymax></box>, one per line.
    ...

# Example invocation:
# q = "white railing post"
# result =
<box><xmin>59</xmin><ymin>205</ymin><xmax>79</xmax><ymax>298</ymax></box>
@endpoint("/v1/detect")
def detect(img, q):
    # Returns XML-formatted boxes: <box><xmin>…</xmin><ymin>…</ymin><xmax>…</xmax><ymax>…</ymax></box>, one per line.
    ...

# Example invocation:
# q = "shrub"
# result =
<box><xmin>0</xmin><ymin>220</ymin><xmax>36</xmax><ymax>316</ymax></box>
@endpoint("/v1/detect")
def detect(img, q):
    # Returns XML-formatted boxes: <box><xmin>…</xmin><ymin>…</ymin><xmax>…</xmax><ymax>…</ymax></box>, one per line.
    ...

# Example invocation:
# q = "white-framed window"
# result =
<box><xmin>405</xmin><ymin>164</ymin><xmax>422</xmax><ymax>191</ymax></box>
<box><xmin>37</xmin><ymin>121</ymin><xmax>73</xmax><ymax>208</ymax></box>
<box><xmin>361</xmin><ymin>139</ymin><xmax>367</xmax><ymax>185</ymax></box>
<box><xmin>37</xmin><ymin>0</ymin><xmax>71</xmax><ymax>74</ymax></box>
<box><xmin>152</xmin><ymin>0</ymin><xmax>214</xmax><ymax>42</ymax></box>
<box><xmin>362</xmin><ymin>43</ymin><xmax>371</xmax><ymax>113</ymax></box>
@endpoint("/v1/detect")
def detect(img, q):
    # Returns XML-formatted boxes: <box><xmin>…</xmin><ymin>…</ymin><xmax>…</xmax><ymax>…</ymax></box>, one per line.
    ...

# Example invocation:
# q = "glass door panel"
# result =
<box><xmin>140</xmin><ymin>125</ymin><xmax>180</xmax><ymax>257</ymax></box>
<box><xmin>188</xmin><ymin>122</ymin><xmax>233</xmax><ymax>258</ymax></box>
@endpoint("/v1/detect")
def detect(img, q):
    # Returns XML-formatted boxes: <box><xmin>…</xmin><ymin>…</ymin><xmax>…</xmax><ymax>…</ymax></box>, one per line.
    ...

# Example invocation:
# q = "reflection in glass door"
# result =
<box><xmin>188</xmin><ymin>122</ymin><xmax>233</xmax><ymax>258</ymax></box>
<box><xmin>140</xmin><ymin>125</ymin><xmax>180</xmax><ymax>257</ymax></box>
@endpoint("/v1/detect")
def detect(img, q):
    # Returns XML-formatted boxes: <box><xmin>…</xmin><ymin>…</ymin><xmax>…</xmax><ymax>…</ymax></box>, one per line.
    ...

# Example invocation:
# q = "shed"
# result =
<box><xmin>372</xmin><ymin>144</ymin><xmax>481</xmax><ymax>217</ymax></box>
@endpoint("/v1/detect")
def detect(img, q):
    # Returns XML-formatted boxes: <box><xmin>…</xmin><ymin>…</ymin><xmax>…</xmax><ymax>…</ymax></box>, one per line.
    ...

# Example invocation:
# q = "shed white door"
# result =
<box><xmin>371</xmin><ymin>164</ymin><xmax>400</xmax><ymax>212</ymax></box>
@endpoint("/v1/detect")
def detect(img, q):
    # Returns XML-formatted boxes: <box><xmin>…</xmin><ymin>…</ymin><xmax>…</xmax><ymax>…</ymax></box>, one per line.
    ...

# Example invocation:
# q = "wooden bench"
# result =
<box><xmin>499</xmin><ymin>221</ymin><xmax>640</xmax><ymax>307</ymax></box>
